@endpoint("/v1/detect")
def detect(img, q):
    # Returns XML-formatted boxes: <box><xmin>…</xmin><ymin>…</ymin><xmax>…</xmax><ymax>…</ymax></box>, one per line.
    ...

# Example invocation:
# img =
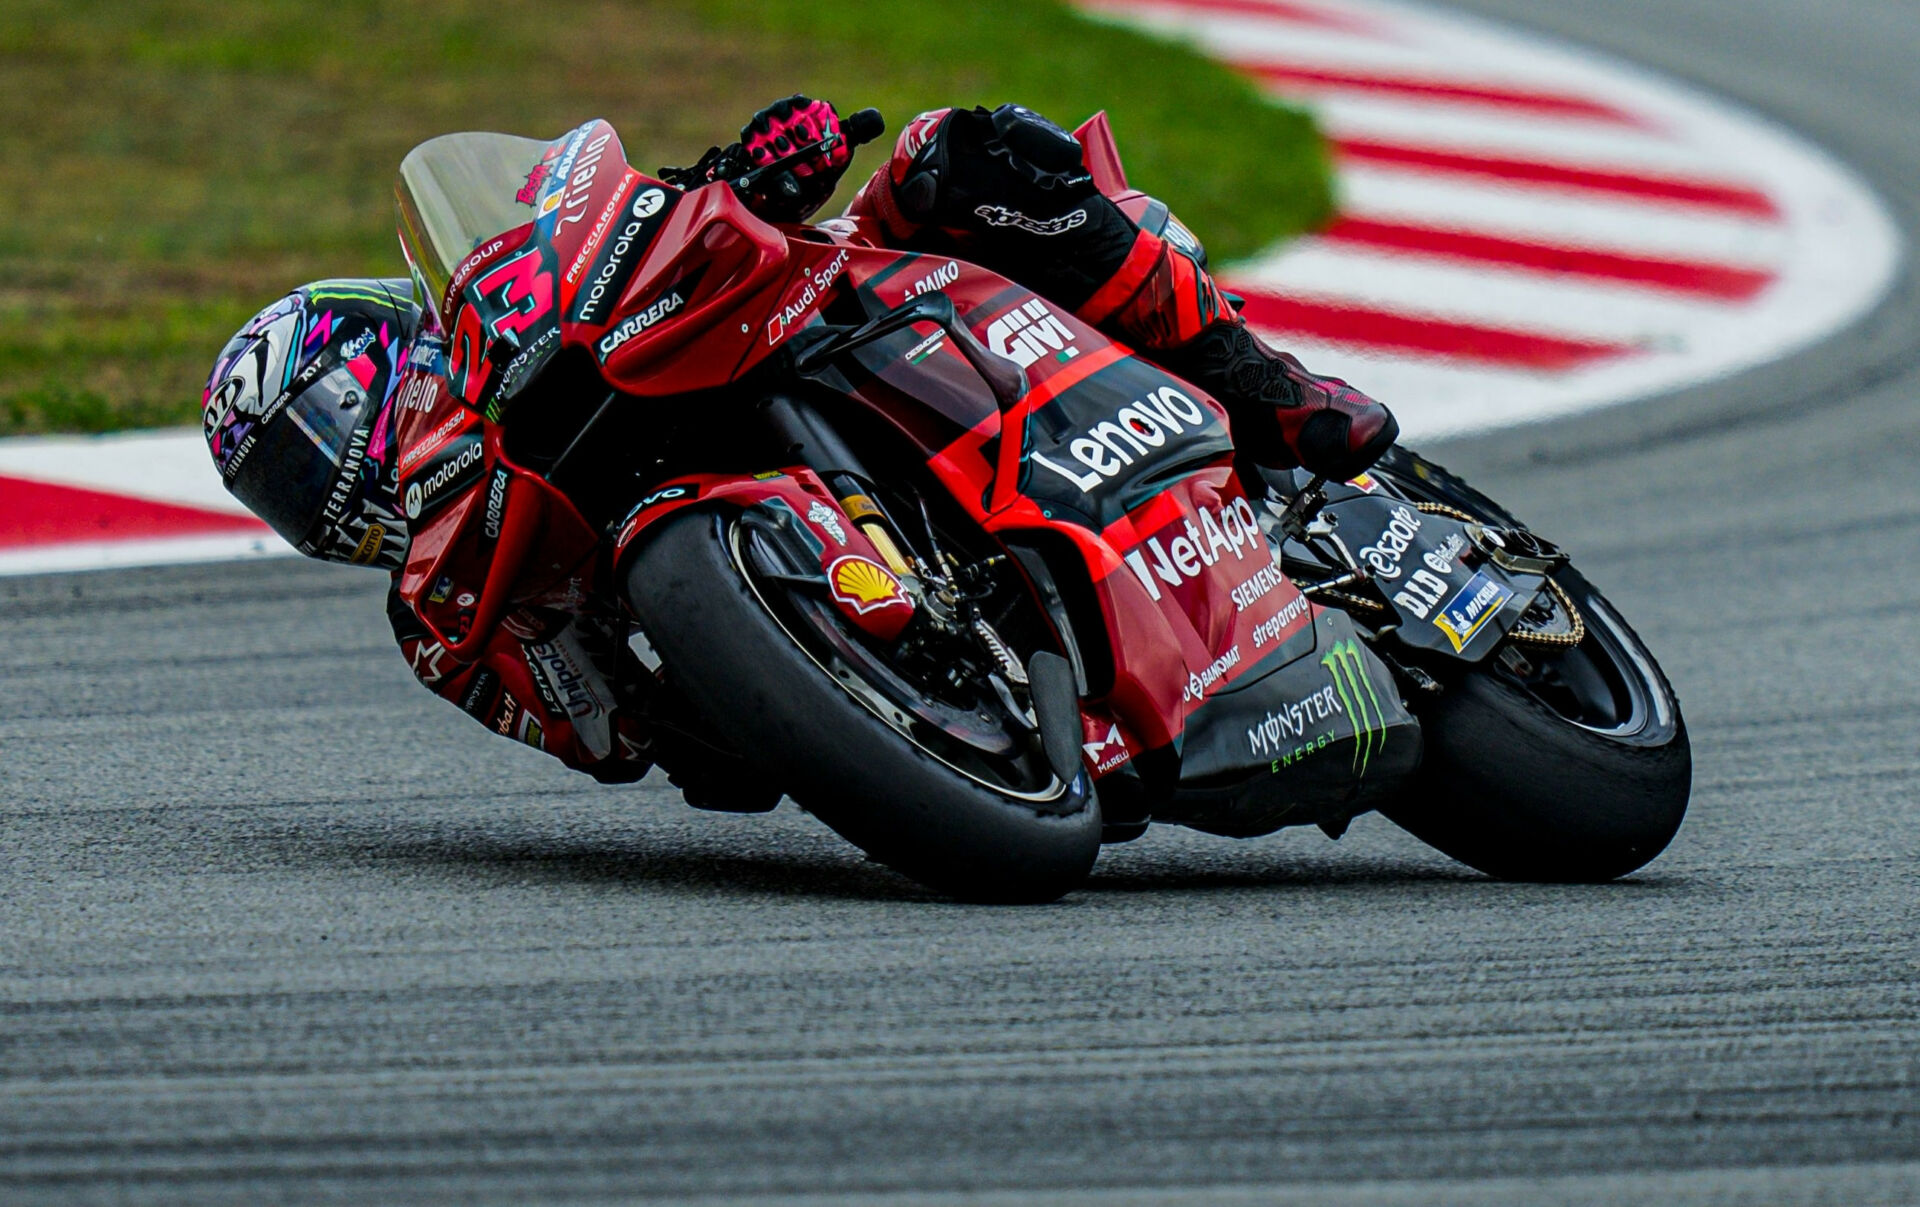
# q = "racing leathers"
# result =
<box><xmin>384</xmin><ymin>583</ymin><xmax>654</xmax><ymax>783</ymax></box>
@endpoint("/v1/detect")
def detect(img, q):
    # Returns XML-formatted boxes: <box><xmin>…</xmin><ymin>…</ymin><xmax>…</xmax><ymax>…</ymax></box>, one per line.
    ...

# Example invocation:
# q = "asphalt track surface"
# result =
<box><xmin>5</xmin><ymin>4</ymin><xmax>1920</xmax><ymax>1204</ymax></box>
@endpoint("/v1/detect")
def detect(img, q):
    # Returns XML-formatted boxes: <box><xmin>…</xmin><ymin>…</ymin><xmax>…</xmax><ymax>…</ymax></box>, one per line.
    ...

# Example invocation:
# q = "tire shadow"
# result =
<box><xmin>252</xmin><ymin>808</ymin><xmax>1693</xmax><ymax>906</ymax></box>
<box><xmin>270</xmin><ymin>817</ymin><xmax>935</xmax><ymax>903</ymax></box>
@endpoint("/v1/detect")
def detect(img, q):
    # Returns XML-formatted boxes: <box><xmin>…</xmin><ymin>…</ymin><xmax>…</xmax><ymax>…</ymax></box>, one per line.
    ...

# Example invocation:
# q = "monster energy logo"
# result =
<box><xmin>1321</xmin><ymin>638</ymin><xmax>1387</xmax><ymax>777</ymax></box>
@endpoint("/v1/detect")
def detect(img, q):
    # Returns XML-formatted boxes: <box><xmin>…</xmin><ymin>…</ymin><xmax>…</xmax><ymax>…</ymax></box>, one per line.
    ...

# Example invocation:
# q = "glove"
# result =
<box><xmin>740</xmin><ymin>94</ymin><xmax>853</xmax><ymax>221</ymax></box>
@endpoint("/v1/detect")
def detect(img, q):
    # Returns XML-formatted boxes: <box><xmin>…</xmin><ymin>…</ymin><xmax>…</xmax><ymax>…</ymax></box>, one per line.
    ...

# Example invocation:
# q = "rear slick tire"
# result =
<box><xmin>1382</xmin><ymin>570</ymin><xmax>1691</xmax><ymax>882</ymax></box>
<box><xmin>625</xmin><ymin>510</ymin><xmax>1102</xmax><ymax>904</ymax></box>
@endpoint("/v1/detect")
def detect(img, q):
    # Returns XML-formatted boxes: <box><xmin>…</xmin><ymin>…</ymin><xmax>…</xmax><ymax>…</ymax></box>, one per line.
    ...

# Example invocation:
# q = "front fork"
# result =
<box><xmin>759</xmin><ymin>392</ymin><xmax>919</xmax><ymax>578</ymax></box>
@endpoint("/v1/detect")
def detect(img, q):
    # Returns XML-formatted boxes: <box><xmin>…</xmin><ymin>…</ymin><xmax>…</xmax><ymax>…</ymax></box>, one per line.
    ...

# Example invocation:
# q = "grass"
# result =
<box><xmin>0</xmin><ymin>0</ymin><xmax>1331</xmax><ymax>435</ymax></box>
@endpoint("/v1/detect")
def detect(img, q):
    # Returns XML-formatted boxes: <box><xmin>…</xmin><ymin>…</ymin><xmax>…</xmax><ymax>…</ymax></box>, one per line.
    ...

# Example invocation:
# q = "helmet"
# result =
<box><xmin>203</xmin><ymin>279</ymin><xmax>420</xmax><ymax>568</ymax></box>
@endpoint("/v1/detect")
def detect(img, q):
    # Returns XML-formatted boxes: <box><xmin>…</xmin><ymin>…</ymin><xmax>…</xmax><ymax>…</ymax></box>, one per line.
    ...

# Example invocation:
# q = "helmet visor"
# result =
<box><xmin>224</xmin><ymin>368</ymin><xmax>368</xmax><ymax>547</ymax></box>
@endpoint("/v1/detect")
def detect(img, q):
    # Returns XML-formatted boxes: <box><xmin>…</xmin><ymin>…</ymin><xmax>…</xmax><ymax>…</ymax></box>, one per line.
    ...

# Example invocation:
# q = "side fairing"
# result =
<box><xmin>1166</xmin><ymin>606</ymin><xmax>1421</xmax><ymax>837</ymax></box>
<box><xmin>390</xmin><ymin>359</ymin><xmax>600</xmax><ymax>657</ymax></box>
<box><xmin>831</xmin><ymin>253</ymin><xmax>1311</xmax><ymax>756</ymax></box>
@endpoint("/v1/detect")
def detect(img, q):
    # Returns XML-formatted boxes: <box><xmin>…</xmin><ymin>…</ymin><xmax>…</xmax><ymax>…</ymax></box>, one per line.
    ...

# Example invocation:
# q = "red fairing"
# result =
<box><xmin>829</xmin><ymin>252</ymin><xmax>1312</xmax><ymax>753</ymax></box>
<box><xmin>1080</xmin><ymin>469</ymin><xmax>1314</xmax><ymax>750</ymax></box>
<box><xmin>613</xmin><ymin>468</ymin><xmax>916</xmax><ymax>644</ymax></box>
<box><xmin>580</xmin><ymin>183</ymin><xmax>794</xmax><ymax>397</ymax></box>
<box><xmin>390</xmin><ymin>375</ymin><xmax>600</xmax><ymax>661</ymax></box>
<box><xmin>1071</xmin><ymin>111</ymin><xmax>1130</xmax><ymax>195</ymax></box>
<box><xmin>1078</xmin><ymin>706</ymin><xmax>1135</xmax><ymax>778</ymax></box>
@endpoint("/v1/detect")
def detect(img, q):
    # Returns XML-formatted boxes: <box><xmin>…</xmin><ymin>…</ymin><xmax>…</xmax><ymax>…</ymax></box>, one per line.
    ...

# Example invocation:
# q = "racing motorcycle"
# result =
<box><xmin>387</xmin><ymin>108</ymin><xmax>1690</xmax><ymax>902</ymax></box>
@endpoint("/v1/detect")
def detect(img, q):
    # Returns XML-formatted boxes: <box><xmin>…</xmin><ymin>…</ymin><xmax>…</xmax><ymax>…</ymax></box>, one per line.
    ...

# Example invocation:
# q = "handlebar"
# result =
<box><xmin>660</xmin><ymin>108</ymin><xmax>886</xmax><ymax>197</ymax></box>
<box><xmin>729</xmin><ymin>107</ymin><xmax>886</xmax><ymax>194</ymax></box>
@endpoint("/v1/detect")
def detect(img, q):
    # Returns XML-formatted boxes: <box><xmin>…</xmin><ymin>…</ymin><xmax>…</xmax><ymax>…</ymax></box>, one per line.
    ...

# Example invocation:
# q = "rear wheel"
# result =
<box><xmin>1382</xmin><ymin>567</ymin><xmax>1691</xmax><ymax>881</ymax></box>
<box><xmin>625</xmin><ymin>509</ymin><xmax>1102</xmax><ymax>903</ymax></box>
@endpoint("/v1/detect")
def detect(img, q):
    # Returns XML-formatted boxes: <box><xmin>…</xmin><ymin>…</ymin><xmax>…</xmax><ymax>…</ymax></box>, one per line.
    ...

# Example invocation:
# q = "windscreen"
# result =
<box><xmin>396</xmin><ymin>131</ymin><xmax>553</xmax><ymax>314</ymax></box>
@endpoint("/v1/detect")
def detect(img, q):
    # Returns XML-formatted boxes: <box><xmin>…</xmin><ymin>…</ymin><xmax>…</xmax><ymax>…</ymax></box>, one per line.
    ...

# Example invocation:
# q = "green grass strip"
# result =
<box><xmin>0</xmin><ymin>0</ymin><xmax>1329</xmax><ymax>436</ymax></box>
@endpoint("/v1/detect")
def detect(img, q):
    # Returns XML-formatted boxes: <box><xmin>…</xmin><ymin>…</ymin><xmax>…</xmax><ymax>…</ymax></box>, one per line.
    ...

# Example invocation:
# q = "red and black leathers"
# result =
<box><xmin>848</xmin><ymin>104</ymin><xmax>1398</xmax><ymax>481</ymax></box>
<box><xmin>384</xmin><ymin>581</ymin><xmax>656</xmax><ymax>783</ymax></box>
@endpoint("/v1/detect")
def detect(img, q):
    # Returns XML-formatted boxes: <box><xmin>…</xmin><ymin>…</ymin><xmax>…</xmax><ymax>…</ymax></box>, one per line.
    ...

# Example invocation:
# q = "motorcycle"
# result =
<box><xmin>385</xmin><ymin>108</ymin><xmax>1690</xmax><ymax>902</ymax></box>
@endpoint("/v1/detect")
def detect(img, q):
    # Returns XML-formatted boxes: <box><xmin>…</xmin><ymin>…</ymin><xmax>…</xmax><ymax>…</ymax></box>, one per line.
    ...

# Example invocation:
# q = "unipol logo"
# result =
<box><xmin>986</xmin><ymin>299</ymin><xmax>1079</xmax><ymax>369</ymax></box>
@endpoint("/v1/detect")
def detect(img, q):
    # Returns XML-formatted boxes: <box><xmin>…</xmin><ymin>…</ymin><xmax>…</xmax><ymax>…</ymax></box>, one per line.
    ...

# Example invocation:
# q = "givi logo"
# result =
<box><xmin>985</xmin><ymin>299</ymin><xmax>1079</xmax><ymax>369</ymax></box>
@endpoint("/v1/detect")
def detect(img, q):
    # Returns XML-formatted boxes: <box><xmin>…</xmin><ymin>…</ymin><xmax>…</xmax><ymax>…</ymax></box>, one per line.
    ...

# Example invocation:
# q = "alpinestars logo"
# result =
<box><xmin>1321</xmin><ymin>638</ymin><xmax>1387</xmax><ymax>777</ymax></box>
<box><xmin>974</xmin><ymin>205</ymin><xmax>1087</xmax><ymax>236</ymax></box>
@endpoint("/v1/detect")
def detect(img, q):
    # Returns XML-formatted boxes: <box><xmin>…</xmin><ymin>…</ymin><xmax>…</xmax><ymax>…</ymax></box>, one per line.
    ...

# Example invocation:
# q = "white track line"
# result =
<box><xmin>1332</xmin><ymin>169</ymin><xmax>1788</xmax><ymax>264</ymax></box>
<box><xmin>0</xmin><ymin>534</ymin><xmax>291</xmax><ymax>577</ymax></box>
<box><xmin>1312</xmin><ymin>100</ymin><xmax>1727</xmax><ymax>175</ymax></box>
<box><xmin>1090</xmin><ymin>0</ymin><xmax>1901</xmax><ymax>438</ymax></box>
<box><xmin>1237</xmin><ymin>247</ymin><xmax>1753</xmax><ymax>342</ymax></box>
<box><xmin>0</xmin><ymin>431</ymin><xmax>249</xmax><ymax>514</ymax></box>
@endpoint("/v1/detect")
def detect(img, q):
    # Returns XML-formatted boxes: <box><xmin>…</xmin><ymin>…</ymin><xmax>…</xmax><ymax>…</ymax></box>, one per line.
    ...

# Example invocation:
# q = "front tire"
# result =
<box><xmin>626</xmin><ymin>510</ymin><xmax>1102</xmax><ymax>903</ymax></box>
<box><xmin>1383</xmin><ymin>568</ymin><xmax>1692</xmax><ymax>881</ymax></box>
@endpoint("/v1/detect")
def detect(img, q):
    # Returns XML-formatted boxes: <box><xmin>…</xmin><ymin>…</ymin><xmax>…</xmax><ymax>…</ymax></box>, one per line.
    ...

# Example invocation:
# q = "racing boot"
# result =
<box><xmin>1077</xmin><ymin>225</ymin><xmax>1399</xmax><ymax>481</ymax></box>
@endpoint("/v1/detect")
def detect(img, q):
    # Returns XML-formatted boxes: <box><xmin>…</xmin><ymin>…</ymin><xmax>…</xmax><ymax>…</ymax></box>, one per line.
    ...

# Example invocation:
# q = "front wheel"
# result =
<box><xmin>1382</xmin><ymin>567</ymin><xmax>1691</xmax><ymax>881</ymax></box>
<box><xmin>625</xmin><ymin>510</ymin><xmax>1102</xmax><ymax>903</ymax></box>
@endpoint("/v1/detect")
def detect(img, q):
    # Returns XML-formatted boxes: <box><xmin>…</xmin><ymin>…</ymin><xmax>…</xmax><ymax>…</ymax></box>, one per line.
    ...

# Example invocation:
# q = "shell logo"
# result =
<box><xmin>828</xmin><ymin>556</ymin><xmax>909</xmax><ymax>614</ymax></box>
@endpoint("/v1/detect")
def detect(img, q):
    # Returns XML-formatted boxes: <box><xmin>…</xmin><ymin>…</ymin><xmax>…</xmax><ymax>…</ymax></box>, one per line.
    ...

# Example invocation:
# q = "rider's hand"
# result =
<box><xmin>740</xmin><ymin>95</ymin><xmax>852</xmax><ymax>220</ymax></box>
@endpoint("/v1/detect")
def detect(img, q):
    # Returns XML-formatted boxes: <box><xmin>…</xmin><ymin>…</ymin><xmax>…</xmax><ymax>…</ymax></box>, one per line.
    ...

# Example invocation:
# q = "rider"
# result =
<box><xmin>201</xmin><ymin>97</ymin><xmax>1398</xmax><ymax>799</ymax></box>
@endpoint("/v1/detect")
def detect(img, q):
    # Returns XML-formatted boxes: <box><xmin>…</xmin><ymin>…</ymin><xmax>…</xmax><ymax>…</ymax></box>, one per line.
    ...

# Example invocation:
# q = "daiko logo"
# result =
<box><xmin>985</xmin><ymin>299</ymin><xmax>1079</xmax><ymax>369</ymax></box>
<box><xmin>902</xmin><ymin>258</ymin><xmax>959</xmax><ymax>302</ymax></box>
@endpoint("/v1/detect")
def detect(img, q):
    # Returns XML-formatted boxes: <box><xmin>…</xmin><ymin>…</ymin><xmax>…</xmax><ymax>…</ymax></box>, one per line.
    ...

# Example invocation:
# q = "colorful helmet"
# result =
<box><xmin>203</xmin><ymin>279</ymin><xmax>419</xmax><ymax>569</ymax></box>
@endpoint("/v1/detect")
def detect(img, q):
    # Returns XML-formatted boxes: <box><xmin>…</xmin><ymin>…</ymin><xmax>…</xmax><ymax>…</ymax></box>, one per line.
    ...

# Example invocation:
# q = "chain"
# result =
<box><xmin>1509</xmin><ymin>577</ymin><xmax>1586</xmax><ymax>647</ymax></box>
<box><xmin>1413</xmin><ymin>500</ymin><xmax>1478</xmax><ymax>522</ymax></box>
<box><xmin>1292</xmin><ymin>496</ymin><xmax>1585</xmax><ymax>644</ymax></box>
<box><xmin>1316</xmin><ymin>588</ymin><xmax>1388</xmax><ymax>613</ymax></box>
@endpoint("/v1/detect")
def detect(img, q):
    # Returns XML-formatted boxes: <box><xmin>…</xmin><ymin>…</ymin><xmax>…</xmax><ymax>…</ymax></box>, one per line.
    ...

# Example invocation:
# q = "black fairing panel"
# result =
<box><xmin>1159</xmin><ymin>606</ymin><xmax>1421</xmax><ymax>838</ymax></box>
<box><xmin>1016</xmin><ymin>356</ymin><xmax>1235</xmax><ymax>528</ymax></box>
<box><xmin>1317</xmin><ymin>493</ymin><xmax>1538</xmax><ymax>660</ymax></box>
